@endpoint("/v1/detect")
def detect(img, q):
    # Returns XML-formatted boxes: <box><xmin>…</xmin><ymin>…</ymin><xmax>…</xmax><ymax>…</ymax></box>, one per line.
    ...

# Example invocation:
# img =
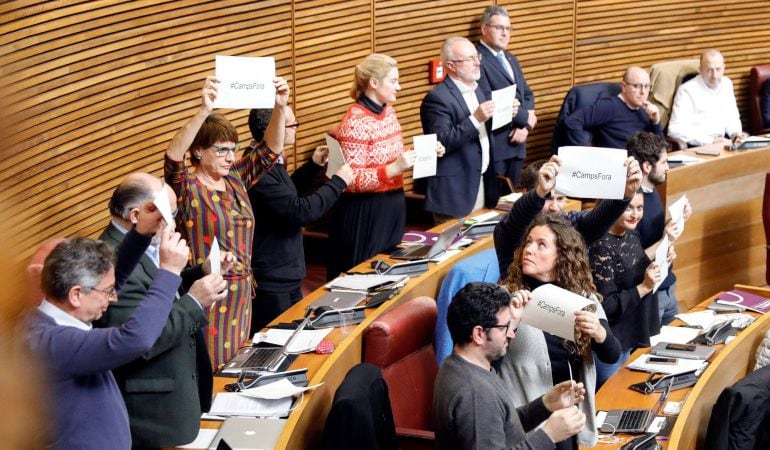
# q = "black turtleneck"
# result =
<box><xmin>357</xmin><ymin>94</ymin><xmax>385</xmax><ymax>115</ymax></box>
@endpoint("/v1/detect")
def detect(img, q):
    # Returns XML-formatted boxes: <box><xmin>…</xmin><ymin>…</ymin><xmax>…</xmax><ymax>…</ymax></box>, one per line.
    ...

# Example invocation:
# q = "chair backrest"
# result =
<box><xmin>26</xmin><ymin>238</ymin><xmax>66</xmax><ymax>306</ymax></box>
<box><xmin>648</xmin><ymin>58</ymin><xmax>700</xmax><ymax>130</ymax></box>
<box><xmin>763</xmin><ymin>172</ymin><xmax>770</xmax><ymax>285</ymax></box>
<box><xmin>552</xmin><ymin>81</ymin><xmax>622</xmax><ymax>152</ymax></box>
<box><xmin>749</xmin><ymin>65</ymin><xmax>770</xmax><ymax>135</ymax></box>
<box><xmin>364</xmin><ymin>296</ymin><xmax>438</xmax><ymax>431</ymax></box>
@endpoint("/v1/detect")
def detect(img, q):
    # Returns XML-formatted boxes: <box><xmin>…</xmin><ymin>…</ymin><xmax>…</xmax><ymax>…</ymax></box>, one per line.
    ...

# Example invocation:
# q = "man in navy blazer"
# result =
<box><xmin>420</xmin><ymin>37</ymin><xmax>499</xmax><ymax>220</ymax></box>
<box><xmin>477</xmin><ymin>5</ymin><xmax>536</xmax><ymax>188</ymax></box>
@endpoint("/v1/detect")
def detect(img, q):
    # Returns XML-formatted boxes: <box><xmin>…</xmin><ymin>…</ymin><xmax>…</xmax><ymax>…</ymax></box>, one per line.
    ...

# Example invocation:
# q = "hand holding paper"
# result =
<box><xmin>324</xmin><ymin>134</ymin><xmax>346</xmax><ymax>179</ymax></box>
<box><xmin>491</xmin><ymin>85</ymin><xmax>516</xmax><ymax>130</ymax></box>
<box><xmin>412</xmin><ymin>134</ymin><xmax>438</xmax><ymax>179</ymax></box>
<box><xmin>214</xmin><ymin>55</ymin><xmax>276</xmax><ymax>109</ymax></box>
<box><xmin>652</xmin><ymin>235</ymin><xmax>670</xmax><ymax>293</ymax></box>
<box><xmin>556</xmin><ymin>147</ymin><xmax>627</xmax><ymax>199</ymax></box>
<box><xmin>520</xmin><ymin>284</ymin><xmax>595</xmax><ymax>342</ymax></box>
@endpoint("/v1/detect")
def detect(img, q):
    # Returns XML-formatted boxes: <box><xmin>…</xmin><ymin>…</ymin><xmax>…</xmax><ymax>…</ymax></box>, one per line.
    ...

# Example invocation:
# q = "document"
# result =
<box><xmin>178</xmin><ymin>429</ymin><xmax>217</xmax><ymax>448</ymax></box>
<box><xmin>209</xmin><ymin>392</ymin><xmax>292</xmax><ymax>418</ymax></box>
<box><xmin>667</xmin><ymin>154</ymin><xmax>703</xmax><ymax>165</ymax></box>
<box><xmin>649</xmin><ymin>325</ymin><xmax>702</xmax><ymax>346</ymax></box>
<box><xmin>238</xmin><ymin>378</ymin><xmax>324</xmax><ymax>400</ymax></box>
<box><xmin>520</xmin><ymin>284</ymin><xmax>595</xmax><ymax>342</ymax></box>
<box><xmin>412</xmin><ymin>134</ymin><xmax>437</xmax><ymax>179</ymax></box>
<box><xmin>209</xmin><ymin>237</ymin><xmax>221</xmax><ymax>275</ymax></box>
<box><xmin>214</xmin><ymin>55</ymin><xmax>276</xmax><ymax>109</ymax></box>
<box><xmin>668</xmin><ymin>195</ymin><xmax>687</xmax><ymax>234</ymax></box>
<box><xmin>653</xmin><ymin>235</ymin><xmax>670</xmax><ymax>293</ymax></box>
<box><xmin>555</xmin><ymin>146</ymin><xmax>627</xmax><ymax>199</ymax></box>
<box><xmin>252</xmin><ymin>327</ymin><xmax>333</xmax><ymax>353</ymax></box>
<box><xmin>491</xmin><ymin>84</ymin><xmax>517</xmax><ymax>130</ymax></box>
<box><xmin>626</xmin><ymin>354</ymin><xmax>707</xmax><ymax>375</ymax></box>
<box><xmin>324</xmin><ymin>134</ymin><xmax>345</xmax><ymax>179</ymax></box>
<box><xmin>153</xmin><ymin>185</ymin><xmax>175</xmax><ymax>225</ymax></box>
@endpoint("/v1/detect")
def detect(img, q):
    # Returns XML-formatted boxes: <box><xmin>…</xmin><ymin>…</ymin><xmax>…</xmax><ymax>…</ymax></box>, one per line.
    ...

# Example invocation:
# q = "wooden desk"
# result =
<box><xmin>185</xmin><ymin>218</ymin><xmax>495</xmax><ymax>450</ymax></box>
<box><xmin>663</xmin><ymin>144</ymin><xmax>770</xmax><ymax>310</ymax></box>
<box><xmin>587</xmin><ymin>285</ymin><xmax>770</xmax><ymax>449</ymax></box>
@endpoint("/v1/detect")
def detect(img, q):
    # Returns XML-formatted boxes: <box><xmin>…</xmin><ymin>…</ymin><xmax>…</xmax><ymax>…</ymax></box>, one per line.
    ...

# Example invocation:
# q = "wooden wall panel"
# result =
<box><xmin>3</xmin><ymin>0</ymin><xmax>770</xmax><ymax>287</ymax></box>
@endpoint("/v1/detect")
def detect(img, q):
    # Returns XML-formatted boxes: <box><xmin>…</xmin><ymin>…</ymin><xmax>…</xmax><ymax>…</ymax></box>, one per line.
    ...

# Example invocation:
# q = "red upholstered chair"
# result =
<box><xmin>26</xmin><ymin>238</ymin><xmax>66</xmax><ymax>306</ymax></box>
<box><xmin>764</xmin><ymin>173</ymin><xmax>770</xmax><ymax>285</ymax></box>
<box><xmin>749</xmin><ymin>65</ymin><xmax>770</xmax><ymax>135</ymax></box>
<box><xmin>364</xmin><ymin>296</ymin><xmax>438</xmax><ymax>450</ymax></box>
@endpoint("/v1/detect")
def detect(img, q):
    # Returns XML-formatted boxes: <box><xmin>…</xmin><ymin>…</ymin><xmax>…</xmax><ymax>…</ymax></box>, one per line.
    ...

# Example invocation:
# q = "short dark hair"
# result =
<box><xmin>248</xmin><ymin>108</ymin><xmax>273</xmax><ymax>142</ymax></box>
<box><xmin>41</xmin><ymin>238</ymin><xmax>115</xmax><ymax>303</ymax></box>
<box><xmin>189</xmin><ymin>113</ymin><xmax>238</xmax><ymax>165</ymax></box>
<box><xmin>626</xmin><ymin>132</ymin><xmax>669</xmax><ymax>167</ymax></box>
<box><xmin>519</xmin><ymin>159</ymin><xmax>547</xmax><ymax>191</ymax></box>
<box><xmin>108</xmin><ymin>178</ymin><xmax>155</xmax><ymax>220</ymax></box>
<box><xmin>447</xmin><ymin>282</ymin><xmax>511</xmax><ymax>346</ymax></box>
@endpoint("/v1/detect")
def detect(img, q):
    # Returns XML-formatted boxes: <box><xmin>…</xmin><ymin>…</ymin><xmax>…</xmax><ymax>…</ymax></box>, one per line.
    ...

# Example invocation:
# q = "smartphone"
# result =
<box><xmin>648</xmin><ymin>356</ymin><xmax>678</xmax><ymax>365</ymax></box>
<box><xmin>665</xmin><ymin>343</ymin><xmax>696</xmax><ymax>351</ymax></box>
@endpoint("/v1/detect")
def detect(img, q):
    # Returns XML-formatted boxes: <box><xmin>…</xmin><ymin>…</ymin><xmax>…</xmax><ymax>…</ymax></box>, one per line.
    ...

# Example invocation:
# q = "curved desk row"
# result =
<box><xmin>588</xmin><ymin>284</ymin><xmax>770</xmax><ymax>450</ymax></box>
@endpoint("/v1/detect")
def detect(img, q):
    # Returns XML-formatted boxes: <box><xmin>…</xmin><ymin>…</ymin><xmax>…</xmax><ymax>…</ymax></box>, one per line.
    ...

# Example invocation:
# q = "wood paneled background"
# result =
<box><xmin>2</xmin><ymin>0</ymin><xmax>770</xmax><ymax>287</ymax></box>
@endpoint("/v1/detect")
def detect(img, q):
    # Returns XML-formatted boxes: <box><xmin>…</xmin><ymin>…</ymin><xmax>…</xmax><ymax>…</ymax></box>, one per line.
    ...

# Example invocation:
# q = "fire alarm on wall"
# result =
<box><xmin>429</xmin><ymin>59</ymin><xmax>445</xmax><ymax>84</ymax></box>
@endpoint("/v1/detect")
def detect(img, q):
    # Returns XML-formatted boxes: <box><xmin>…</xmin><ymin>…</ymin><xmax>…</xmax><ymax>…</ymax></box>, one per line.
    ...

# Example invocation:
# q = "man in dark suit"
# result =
<box><xmin>95</xmin><ymin>173</ymin><xmax>230</xmax><ymax>449</ymax></box>
<box><xmin>477</xmin><ymin>5</ymin><xmax>536</xmax><ymax>189</ymax></box>
<box><xmin>420</xmin><ymin>37</ymin><xmax>499</xmax><ymax>221</ymax></box>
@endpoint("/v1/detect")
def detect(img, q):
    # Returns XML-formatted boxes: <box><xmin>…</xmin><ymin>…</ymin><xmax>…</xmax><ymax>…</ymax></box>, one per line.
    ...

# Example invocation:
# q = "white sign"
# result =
<box><xmin>520</xmin><ymin>284</ymin><xmax>595</xmax><ymax>342</ymax></box>
<box><xmin>209</xmin><ymin>237</ymin><xmax>221</xmax><ymax>275</ymax></box>
<box><xmin>668</xmin><ymin>195</ymin><xmax>688</xmax><ymax>234</ymax></box>
<box><xmin>153</xmin><ymin>185</ymin><xmax>175</xmax><ymax>226</ymax></box>
<box><xmin>214</xmin><ymin>55</ymin><xmax>276</xmax><ymax>109</ymax></box>
<box><xmin>412</xmin><ymin>134</ymin><xmax>437</xmax><ymax>179</ymax></box>
<box><xmin>556</xmin><ymin>146</ymin><xmax>627</xmax><ymax>199</ymax></box>
<box><xmin>653</xmin><ymin>235</ymin><xmax>670</xmax><ymax>293</ymax></box>
<box><xmin>324</xmin><ymin>134</ymin><xmax>345</xmax><ymax>179</ymax></box>
<box><xmin>491</xmin><ymin>84</ymin><xmax>517</xmax><ymax>131</ymax></box>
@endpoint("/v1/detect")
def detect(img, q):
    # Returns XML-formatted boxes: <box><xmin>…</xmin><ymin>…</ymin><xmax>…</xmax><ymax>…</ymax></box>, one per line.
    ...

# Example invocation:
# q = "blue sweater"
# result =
<box><xmin>26</xmin><ymin>230</ymin><xmax>181</xmax><ymax>450</ymax></box>
<box><xmin>564</xmin><ymin>96</ymin><xmax>663</xmax><ymax>149</ymax></box>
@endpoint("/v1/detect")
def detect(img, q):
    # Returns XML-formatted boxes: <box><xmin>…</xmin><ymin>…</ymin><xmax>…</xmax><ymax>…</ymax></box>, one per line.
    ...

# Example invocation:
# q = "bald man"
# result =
<box><xmin>94</xmin><ymin>173</ymin><xmax>230</xmax><ymax>448</ymax></box>
<box><xmin>668</xmin><ymin>49</ymin><xmax>746</xmax><ymax>147</ymax></box>
<box><xmin>564</xmin><ymin>66</ymin><xmax>663</xmax><ymax>149</ymax></box>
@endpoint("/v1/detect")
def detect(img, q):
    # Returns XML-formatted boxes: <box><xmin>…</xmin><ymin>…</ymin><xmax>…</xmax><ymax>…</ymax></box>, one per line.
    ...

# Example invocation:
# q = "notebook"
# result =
<box><xmin>221</xmin><ymin>317</ymin><xmax>310</xmax><ymax>375</ymax></box>
<box><xmin>208</xmin><ymin>417</ymin><xmax>286</xmax><ymax>450</ymax></box>
<box><xmin>390</xmin><ymin>220</ymin><xmax>463</xmax><ymax>260</ymax></box>
<box><xmin>600</xmin><ymin>381</ymin><xmax>671</xmax><ymax>434</ymax></box>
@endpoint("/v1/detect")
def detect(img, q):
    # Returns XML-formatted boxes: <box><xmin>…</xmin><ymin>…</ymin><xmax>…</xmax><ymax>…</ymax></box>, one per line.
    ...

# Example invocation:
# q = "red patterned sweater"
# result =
<box><xmin>333</xmin><ymin>103</ymin><xmax>404</xmax><ymax>193</ymax></box>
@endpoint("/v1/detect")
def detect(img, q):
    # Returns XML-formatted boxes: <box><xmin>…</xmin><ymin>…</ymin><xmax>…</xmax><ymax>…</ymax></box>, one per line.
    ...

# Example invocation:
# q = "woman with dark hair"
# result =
<box><xmin>164</xmin><ymin>76</ymin><xmax>289</xmax><ymax>367</ymax></box>
<box><xmin>499</xmin><ymin>214</ymin><xmax>621</xmax><ymax>449</ymax></box>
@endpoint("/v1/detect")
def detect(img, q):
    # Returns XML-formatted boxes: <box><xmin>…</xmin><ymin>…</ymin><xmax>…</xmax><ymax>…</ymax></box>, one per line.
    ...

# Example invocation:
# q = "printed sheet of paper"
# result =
<box><xmin>653</xmin><ymin>235</ymin><xmax>670</xmax><ymax>293</ymax></box>
<box><xmin>153</xmin><ymin>185</ymin><xmax>175</xmax><ymax>225</ymax></box>
<box><xmin>214</xmin><ymin>55</ymin><xmax>275</xmax><ymax>109</ymax></box>
<box><xmin>668</xmin><ymin>195</ymin><xmax>687</xmax><ymax>235</ymax></box>
<box><xmin>521</xmin><ymin>284</ymin><xmax>594</xmax><ymax>342</ymax></box>
<box><xmin>412</xmin><ymin>134</ymin><xmax>437</xmax><ymax>179</ymax></box>
<box><xmin>238</xmin><ymin>378</ymin><xmax>324</xmax><ymax>400</ymax></box>
<box><xmin>209</xmin><ymin>237</ymin><xmax>221</xmax><ymax>275</ymax></box>
<box><xmin>649</xmin><ymin>325</ymin><xmax>702</xmax><ymax>346</ymax></box>
<box><xmin>324</xmin><ymin>134</ymin><xmax>345</xmax><ymax>179</ymax></box>
<box><xmin>491</xmin><ymin>84</ymin><xmax>516</xmax><ymax>130</ymax></box>
<box><xmin>209</xmin><ymin>392</ymin><xmax>291</xmax><ymax>417</ymax></box>
<box><xmin>556</xmin><ymin>146</ymin><xmax>627</xmax><ymax>199</ymax></box>
<box><xmin>252</xmin><ymin>327</ymin><xmax>333</xmax><ymax>353</ymax></box>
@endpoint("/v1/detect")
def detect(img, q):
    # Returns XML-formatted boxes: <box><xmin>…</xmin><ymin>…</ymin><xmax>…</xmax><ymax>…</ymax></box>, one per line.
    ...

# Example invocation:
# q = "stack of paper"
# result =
<box><xmin>209</xmin><ymin>393</ymin><xmax>292</xmax><ymax>418</ymax></box>
<box><xmin>626</xmin><ymin>354</ymin><xmax>707</xmax><ymax>375</ymax></box>
<box><xmin>649</xmin><ymin>326</ymin><xmax>702</xmax><ymax>346</ymax></box>
<box><xmin>326</xmin><ymin>274</ymin><xmax>408</xmax><ymax>293</ymax></box>
<box><xmin>252</xmin><ymin>327</ymin><xmax>332</xmax><ymax>352</ymax></box>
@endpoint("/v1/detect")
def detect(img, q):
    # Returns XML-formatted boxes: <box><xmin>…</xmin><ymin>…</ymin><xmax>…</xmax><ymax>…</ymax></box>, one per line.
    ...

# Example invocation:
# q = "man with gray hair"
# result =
<box><xmin>94</xmin><ymin>172</ymin><xmax>231</xmax><ymax>448</ymax></box>
<box><xmin>477</xmin><ymin>5</ymin><xmax>536</xmax><ymax>188</ymax></box>
<box><xmin>26</xmin><ymin>206</ymin><xmax>189</xmax><ymax>449</ymax></box>
<box><xmin>668</xmin><ymin>49</ymin><xmax>747</xmax><ymax>147</ymax></box>
<box><xmin>420</xmin><ymin>36</ymin><xmax>499</xmax><ymax>221</ymax></box>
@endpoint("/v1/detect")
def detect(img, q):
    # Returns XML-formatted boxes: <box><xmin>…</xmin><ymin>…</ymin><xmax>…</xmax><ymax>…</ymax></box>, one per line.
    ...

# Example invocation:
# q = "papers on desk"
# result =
<box><xmin>649</xmin><ymin>325</ymin><xmax>702</xmax><ymax>346</ymax></box>
<box><xmin>178</xmin><ymin>428</ymin><xmax>218</xmax><ymax>448</ymax></box>
<box><xmin>238</xmin><ymin>378</ymin><xmax>323</xmax><ymax>400</ymax></box>
<box><xmin>326</xmin><ymin>274</ymin><xmax>408</xmax><ymax>293</ymax></box>
<box><xmin>466</xmin><ymin>210</ymin><xmax>503</xmax><ymax>224</ymax></box>
<box><xmin>520</xmin><ymin>284</ymin><xmax>595</xmax><ymax>342</ymax></box>
<box><xmin>209</xmin><ymin>392</ymin><xmax>292</xmax><ymax>418</ymax></box>
<box><xmin>252</xmin><ymin>328</ymin><xmax>332</xmax><ymax>353</ymax></box>
<box><xmin>498</xmin><ymin>192</ymin><xmax>523</xmax><ymax>204</ymax></box>
<box><xmin>626</xmin><ymin>353</ymin><xmax>708</xmax><ymax>375</ymax></box>
<box><xmin>214</xmin><ymin>56</ymin><xmax>276</xmax><ymax>109</ymax></box>
<box><xmin>555</xmin><ymin>146</ymin><xmax>627</xmax><ymax>199</ymax></box>
<box><xmin>412</xmin><ymin>134</ymin><xmax>437</xmax><ymax>179</ymax></box>
<box><xmin>667</xmin><ymin>154</ymin><xmax>704</xmax><ymax>165</ymax></box>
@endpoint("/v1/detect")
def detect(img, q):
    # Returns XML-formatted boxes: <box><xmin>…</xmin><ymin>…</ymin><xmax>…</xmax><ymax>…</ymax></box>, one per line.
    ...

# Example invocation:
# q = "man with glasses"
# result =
<box><xmin>94</xmin><ymin>173</ymin><xmax>231</xmax><ymax>448</ymax></box>
<box><xmin>477</xmin><ymin>5</ymin><xmax>536</xmax><ymax>188</ymax></box>
<box><xmin>564</xmin><ymin>66</ymin><xmax>663</xmax><ymax>149</ymax></box>
<box><xmin>668</xmin><ymin>49</ymin><xmax>747</xmax><ymax>147</ymax></box>
<box><xmin>420</xmin><ymin>37</ymin><xmax>499</xmax><ymax>221</ymax></box>
<box><xmin>26</xmin><ymin>208</ymin><xmax>190</xmax><ymax>450</ymax></box>
<box><xmin>246</xmin><ymin>106</ymin><xmax>354</xmax><ymax>331</ymax></box>
<box><xmin>433</xmin><ymin>282</ymin><xmax>587</xmax><ymax>449</ymax></box>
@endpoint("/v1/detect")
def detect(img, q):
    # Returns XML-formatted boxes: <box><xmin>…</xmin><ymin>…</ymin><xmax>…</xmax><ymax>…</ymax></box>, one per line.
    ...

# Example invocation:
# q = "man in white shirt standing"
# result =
<box><xmin>668</xmin><ymin>49</ymin><xmax>748</xmax><ymax>147</ymax></box>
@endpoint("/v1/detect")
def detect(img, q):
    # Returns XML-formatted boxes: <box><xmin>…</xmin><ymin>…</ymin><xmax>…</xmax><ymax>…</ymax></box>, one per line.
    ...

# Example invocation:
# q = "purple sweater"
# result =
<box><xmin>26</xmin><ymin>230</ymin><xmax>181</xmax><ymax>450</ymax></box>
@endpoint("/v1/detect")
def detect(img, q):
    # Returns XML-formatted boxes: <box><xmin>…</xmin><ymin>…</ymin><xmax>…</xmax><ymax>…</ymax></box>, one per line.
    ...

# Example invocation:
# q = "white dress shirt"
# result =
<box><xmin>38</xmin><ymin>299</ymin><xmax>92</xmax><ymax>330</ymax></box>
<box><xmin>668</xmin><ymin>74</ymin><xmax>742</xmax><ymax>146</ymax></box>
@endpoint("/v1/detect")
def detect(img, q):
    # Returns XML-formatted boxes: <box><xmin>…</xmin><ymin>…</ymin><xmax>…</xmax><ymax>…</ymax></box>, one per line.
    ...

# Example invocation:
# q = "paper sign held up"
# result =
<box><xmin>491</xmin><ymin>84</ymin><xmax>516</xmax><ymax>131</ymax></box>
<box><xmin>556</xmin><ymin>146</ymin><xmax>627</xmax><ymax>199</ymax></box>
<box><xmin>324</xmin><ymin>134</ymin><xmax>345</xmax><ymax>179</ymax></box>
<box><xmin>214</xmin><ymin>55</ymin><xmax>276</xmax><ymax>109</ymax></box>
<box><xmin>412</xmin><ymin>134</ymin><xmax>437</xmax><ymax>179</ymax></box>
<box><xmin>520</xmin><ymin>284</ymin><xmax>596</xmax><ymax>342</ymax></box>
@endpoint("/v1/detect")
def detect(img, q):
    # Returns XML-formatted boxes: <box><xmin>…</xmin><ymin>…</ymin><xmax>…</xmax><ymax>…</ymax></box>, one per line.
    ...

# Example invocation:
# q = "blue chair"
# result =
<box><xmin>551</xmin><ymin>82</ymin><xmax>622</xmax><ymax>153</ymax></box>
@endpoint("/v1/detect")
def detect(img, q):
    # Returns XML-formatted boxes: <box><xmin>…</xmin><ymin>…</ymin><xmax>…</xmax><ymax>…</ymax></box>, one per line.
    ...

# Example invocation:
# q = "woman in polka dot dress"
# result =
<box><xmin>164</xmin><ymin>76</ymin><xmax>289</xmax><ymax>368</ymax></box>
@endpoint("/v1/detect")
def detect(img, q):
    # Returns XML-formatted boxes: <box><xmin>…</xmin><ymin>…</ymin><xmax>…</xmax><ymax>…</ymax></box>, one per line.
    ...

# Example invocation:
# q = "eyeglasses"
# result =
<box><xmin>451</xmin><ymin>54</ymin><xmax>482</xmax><ymax>64</ymax></box>
<box><xmin>210</xmin><ymin>144</ymin><xmax>239</xmax><ymax>157</ymax></box>
<box><xmin>485</xmin><ymin>24</ymin><xmax>511</xmax><ymax>33</ymax></box>
<box><xmin>625</xmin><ymin>82</ymin><xmax>651</xmax><ymax>92</ymax></box>
<box><xmin>485</xmin><ymin>320</ymin><xmax>514</xmax><ymax>334</ymax></box>
<box><xmin>90</xmin><ymin>286</ymin><xmax>116</xmax><ymax>301</ymax></box>
<box><xmin>285</xmin><ymin>121</ymin><xmax>300</xmax><ymax>129</ymax></box>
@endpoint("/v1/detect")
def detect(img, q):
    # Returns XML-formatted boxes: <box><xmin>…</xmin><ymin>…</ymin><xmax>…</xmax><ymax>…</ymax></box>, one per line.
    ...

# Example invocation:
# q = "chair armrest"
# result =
<box><xmin>396</xmin><ymin>427</ymin><xmax>435</xmax><ymax>450</ymax></box>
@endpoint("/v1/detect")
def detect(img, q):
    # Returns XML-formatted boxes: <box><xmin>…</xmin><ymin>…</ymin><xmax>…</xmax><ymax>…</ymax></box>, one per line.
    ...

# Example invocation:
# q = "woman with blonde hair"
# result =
<box><xmin>499</xmin><ymin>214</ymin><xmax>620</xmax><ymax>449</ymax></box>
<box><xmin>326</xmin><ymin>54</ymin><xmax>444</xmax><ymax>278</ymax></box>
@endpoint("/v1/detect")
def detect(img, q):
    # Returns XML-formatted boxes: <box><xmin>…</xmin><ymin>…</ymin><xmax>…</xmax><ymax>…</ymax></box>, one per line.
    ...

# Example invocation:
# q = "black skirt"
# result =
<box><xmin>326</xmin><ymin>189</ymin><xmax>405</xmax><ymax>280</ymax></box>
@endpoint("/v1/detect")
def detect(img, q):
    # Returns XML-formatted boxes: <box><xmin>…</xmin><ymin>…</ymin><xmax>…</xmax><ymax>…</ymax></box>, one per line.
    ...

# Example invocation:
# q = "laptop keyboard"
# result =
<box><xmin>243</xmin><ymin>348</ymin><xmax>284</xmax><ymax>370</ymax></box>
<box><xmin>618</xmin><ymin>409</ymin><xmax>649</xmax><ymax>431</ymax></box>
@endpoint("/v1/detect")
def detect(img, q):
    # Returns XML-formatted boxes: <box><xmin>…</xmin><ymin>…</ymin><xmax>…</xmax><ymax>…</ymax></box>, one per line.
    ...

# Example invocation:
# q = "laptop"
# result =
<box><xmin>306</xmin><ymin>291</ymin><xmax>366</xmax><ymax>314</ymax></box>
<box><xmin>390</xmin><ymin>220</ymin><xmax>463</xmax><ymax>260</ymax></box>
<box><xmin>600</xmin><ymin>380</ymin><xmax>671</xmax><ymax>434</ymax></box>
<box><xmin>221</xmin><ymin>317</ymin><xmax>311</xmax><ymax>375</ymax></box>
<box><xmin>208</xmin><ymin>417</ymin><xmax>286</xmax><ymax>450</ymax></box>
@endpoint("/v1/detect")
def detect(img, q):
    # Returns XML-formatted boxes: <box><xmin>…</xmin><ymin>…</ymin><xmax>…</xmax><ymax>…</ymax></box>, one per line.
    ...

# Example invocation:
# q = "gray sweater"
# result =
<box><xmin>434</xmin><ymin>353</ymin><xmax>555</xmax><ymax>450</ymax></box>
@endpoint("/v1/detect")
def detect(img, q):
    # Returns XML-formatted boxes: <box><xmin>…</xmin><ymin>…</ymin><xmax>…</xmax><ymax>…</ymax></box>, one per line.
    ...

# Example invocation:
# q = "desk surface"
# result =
<box><xmin>183</xmin><ymin>214</ymin><xmax>496</xmax><ymax>450</ymax></box>
<box><xmin>587</xmin><ymin>284</ymin><xmax>770</xmax><ymax>450</ymax></box>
